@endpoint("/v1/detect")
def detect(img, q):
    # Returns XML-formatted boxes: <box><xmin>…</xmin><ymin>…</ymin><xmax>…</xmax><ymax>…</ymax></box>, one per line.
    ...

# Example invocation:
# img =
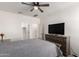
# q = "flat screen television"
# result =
<box><xmin>48</xmin><ymin>23</ymin><xmax>64</xmax><ymax>35</ymax></box>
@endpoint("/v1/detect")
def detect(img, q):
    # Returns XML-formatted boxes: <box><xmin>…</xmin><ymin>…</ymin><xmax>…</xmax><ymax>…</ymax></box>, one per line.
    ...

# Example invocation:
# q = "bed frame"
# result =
<box><xmin>45</xmin><ymin>34</ymin><xmax>70</xmax><ymax>56</ymax></box>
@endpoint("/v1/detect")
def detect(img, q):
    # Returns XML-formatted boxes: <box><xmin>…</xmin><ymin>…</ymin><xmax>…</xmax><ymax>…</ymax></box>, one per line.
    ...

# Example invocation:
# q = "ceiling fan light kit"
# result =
<box><xmin>34</xmin><ymin>6</ymin><xmax>38</xmax><ymax>10</ymax></box>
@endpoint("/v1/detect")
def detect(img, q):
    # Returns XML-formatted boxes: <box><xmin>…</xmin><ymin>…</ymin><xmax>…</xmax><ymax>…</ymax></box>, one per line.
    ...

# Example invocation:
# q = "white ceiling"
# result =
<box><xmin>0</xmin><ymin>2</ymin><xmax>77</xmax><ymax>19</ymax></box>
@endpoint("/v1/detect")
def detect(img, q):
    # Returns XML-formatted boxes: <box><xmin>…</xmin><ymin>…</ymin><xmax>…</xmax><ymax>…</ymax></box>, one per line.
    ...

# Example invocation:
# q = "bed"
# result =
<box><xmin>0</xmin><ymin>39</ymin><xmax>63</xmax><ymax>57</ymax></box>
<box><xmin>45</xmin><ymin>34</ymin><xmax>70</xmax><ymax>56</ymax></box>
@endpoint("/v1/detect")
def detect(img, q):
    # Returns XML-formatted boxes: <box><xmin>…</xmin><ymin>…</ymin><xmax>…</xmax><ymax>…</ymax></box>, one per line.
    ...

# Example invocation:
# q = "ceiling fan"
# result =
<box><xmin>21</xmin><ymin>2</ymin><xmax>49</xmax><ymax>13</ymax></box>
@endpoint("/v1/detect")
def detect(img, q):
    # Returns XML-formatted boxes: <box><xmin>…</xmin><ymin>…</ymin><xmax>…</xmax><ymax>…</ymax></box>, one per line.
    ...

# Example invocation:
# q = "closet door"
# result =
<box><xmin>30</xmin><ymin>24</ymin><xmax>39</xmax><ymax>39</ymax></box>
<box><xmin>22</xmin><ymin>23</ymin><xmax>29</xmax><ymax>40</ymax></box>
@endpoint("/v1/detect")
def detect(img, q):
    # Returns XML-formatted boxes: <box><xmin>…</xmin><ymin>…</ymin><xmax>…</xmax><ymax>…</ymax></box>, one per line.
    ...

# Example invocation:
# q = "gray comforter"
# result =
<box><xmin>0</xmin><ymin>39</ymin><xmax>62</xmax><ymax>57</ymax></box>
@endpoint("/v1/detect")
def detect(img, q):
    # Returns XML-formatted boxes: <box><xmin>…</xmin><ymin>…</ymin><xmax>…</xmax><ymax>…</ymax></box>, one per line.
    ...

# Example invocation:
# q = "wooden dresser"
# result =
<box><xmin>45</xmin><ymin>34</ymin><xmax>70</xmax><ymax>56</ymax></box>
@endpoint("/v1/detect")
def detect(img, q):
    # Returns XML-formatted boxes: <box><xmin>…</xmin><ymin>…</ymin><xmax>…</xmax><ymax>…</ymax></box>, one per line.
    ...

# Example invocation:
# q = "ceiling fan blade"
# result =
<box><xmin>38</xmin><ymin>7</ymin><xmax>43</xmax><ymax>13</ymax></box>
<box><xmin>39</xmin><ymin>4</ymin><xmax>49</xmax><ymax>6</ymax></box>
<box><xmin>30</xmin><ymin>8</ymin><xmax>34</xmax><ymax>12</ymax></box>
<box><xmin>37</xmin><ymin>2</ymin><xmax>39</xmax><ymax>5</ymax></box>
<box><xmin>21</xmin><ymin>2</ymin><xmax>33</xmax><ymax>6</ymax></box>
<box><xmin>33</xmin><ymin>2</ymin><xmax>36</xmax><ymax>5</ymax></box>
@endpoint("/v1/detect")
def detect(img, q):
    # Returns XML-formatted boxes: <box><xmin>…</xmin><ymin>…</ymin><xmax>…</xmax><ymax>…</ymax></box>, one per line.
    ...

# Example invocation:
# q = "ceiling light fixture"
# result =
<box><xmin>21</xmin><ymin>2</ymin><xmax>49</xmax><ymax>13</ymax></box>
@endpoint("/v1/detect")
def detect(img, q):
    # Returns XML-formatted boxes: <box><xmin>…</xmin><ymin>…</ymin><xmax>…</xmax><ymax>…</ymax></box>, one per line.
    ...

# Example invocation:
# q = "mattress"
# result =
<box><xmin>0</xmin><ymin>39</ymin><xmax>62</xmax><ymax>57</ymax></box>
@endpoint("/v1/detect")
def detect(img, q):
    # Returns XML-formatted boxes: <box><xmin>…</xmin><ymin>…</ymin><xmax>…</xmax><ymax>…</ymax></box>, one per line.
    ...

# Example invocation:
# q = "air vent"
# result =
<box><xmin>33</xmin><ymin>14</ymin><xmax>38</xmax><ymax>17</ymax></box>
